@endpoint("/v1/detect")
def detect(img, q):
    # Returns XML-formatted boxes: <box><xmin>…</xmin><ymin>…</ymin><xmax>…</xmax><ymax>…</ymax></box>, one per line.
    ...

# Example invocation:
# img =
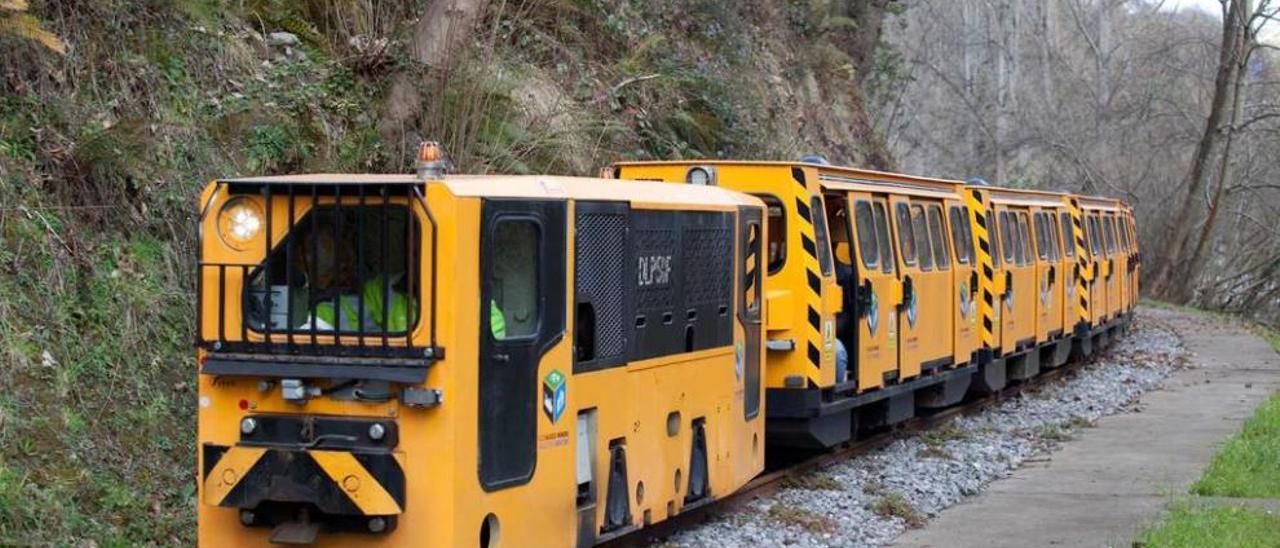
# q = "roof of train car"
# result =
<box><xmin>612</xmin><ymin>160</ymin><xmax>965</xmax><ymax>198</ymax></box>
<box><xmin>217</xmin><ymin>173</ymin><xmax>761</xmax><ymax>209</ymax></box>
<box><xmin>1077</xmin><ymin>195</ymin><xmax>1124</xmax><ymax>210</ymax></box>
<box><xmin>982</xmin><ymin>186</ymin><xmax>1070</xmax><ymax>208</ymax></box>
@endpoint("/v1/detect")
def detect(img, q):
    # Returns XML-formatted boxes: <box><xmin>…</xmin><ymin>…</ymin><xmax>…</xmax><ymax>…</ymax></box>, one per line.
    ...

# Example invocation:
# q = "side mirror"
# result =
<box><xmin>969</xmin><ymin>271</ymin><xmax>979</xmax><ymax>296</ymax></box>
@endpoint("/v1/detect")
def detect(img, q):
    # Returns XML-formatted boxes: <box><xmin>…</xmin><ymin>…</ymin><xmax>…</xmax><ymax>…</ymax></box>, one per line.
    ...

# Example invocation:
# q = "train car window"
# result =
<box><xmin>757</xmin><ymin>195</ymin><xmax>787</xmax><ymax>275</ymax></box>
<box><xmin>928</xmin><ymin>205</ymin><xmax>951</xmax><ymax>269</ymax></box>
<box><xmin>988</xmin><ymin>208</ymin><xmax>1002</xmax><ymax>268</ymax></box>
<box><xmin>911</xmin><ymin>204</ymin><xmax>933</xmax><ymax>271</ymax></box>
<box><xmin>1048</xmin><ymin>214</ymin><xmax>1062</xmax><ymax>261</ymax></box>
<box><xmin>1007</xmin><ymin>212</ymin><xmax>1022</xmax><ymax>266</ymax></box>
<box><xmin>854</xmin><ymin>201</ymin><xmax>879</xmax><ymax>270</ymax></box>
<box><xmin>1087</xmin><ymin>216</ymin><xmax>1102</xmax><ymax>257</ymax></box>
<box><xmin>948</xmin><ymin>206</ymin><xmax>972</xmax><ymax>265</ymax></box>
<box><xmin>1034</xmin><ymin>213</ymin><xmax>1050</xmax><ymax>261</ymax></box>
<box><xmin>998</xmin><ymin>211</ymin><xmax>1015</xmax><ymax>265</ymax></box>
<box><xmin>491</xmin><ymin>219</ymin><xmax>541</xmax><ymax>339</ymax></box>
<box><xmin>873</xmin><ymin>202</ymin><xmax>895</xmax><ymax>274</ymax></box>
<box><xmin>812</xmin><ymin>196</ymin><xmax>835</xmax><ymax>277</ymax></box>
<box><xmin>826</xmin><ymin>196</ymin><xmax>851</xmax><ymax>266</ymax></box>
<box><xmin>745</xmin><ymin>221</ymin><xmax>763</xmax><ymax>316</ymax></box>
<box><xmin>1018</xmin><ymin>213</ymin><xmax>1033</xmax><ymax>266</ymax></box>
<box><xmin>1060</xmin><ymin>212</ymin><xmax>1075</xmax><ymax>258</ymax></box>
<box><xmin>1120</xmin><ymin>218</ymin><xmax>1132</xmax><ymax>252</ymax></box>
<box><xmin>1130</xmin><ymin>217</ymin><xmax>1138</xmax><ymax>251</ymax></box>
<box><xmin>1103</xmin><ymin>217</ymin><xmax>1117</xmax><ymax>256</ymax></box>
<box><xmin>1010</xmin><ymin>212</ymin><xmax>1024</xmax><ymax>266</ymax></box>
<box><xmin>895</xmin><ymin>203</ymin><xmax>917</xmax><ymax>266</ymax></box>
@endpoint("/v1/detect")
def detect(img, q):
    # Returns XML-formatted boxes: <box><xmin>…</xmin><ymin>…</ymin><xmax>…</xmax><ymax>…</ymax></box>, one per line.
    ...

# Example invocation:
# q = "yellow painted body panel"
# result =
<box><xmin>611</xmin><ymin>163</ymin><xmax>839</xmax><ymax>390</ymax></box>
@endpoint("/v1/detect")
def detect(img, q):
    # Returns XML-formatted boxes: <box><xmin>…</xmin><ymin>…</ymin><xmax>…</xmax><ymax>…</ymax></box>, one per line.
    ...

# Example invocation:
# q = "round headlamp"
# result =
<box><xmin>686</xmin><ymin>166</ymin><xmax>716</xmax><ymax>186</ymax></box>
<box><xmin>217</xmin><ymin>197</ymin><xmax>263</xmax><ymax>250</ymax></box>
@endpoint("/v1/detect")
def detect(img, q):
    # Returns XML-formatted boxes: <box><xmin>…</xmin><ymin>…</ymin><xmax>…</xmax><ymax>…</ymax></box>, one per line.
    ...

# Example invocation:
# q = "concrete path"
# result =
<box><xmin>894</xmin><ymin>308</ymin><xmax>1280</xmax><ymax>548</ymax></box>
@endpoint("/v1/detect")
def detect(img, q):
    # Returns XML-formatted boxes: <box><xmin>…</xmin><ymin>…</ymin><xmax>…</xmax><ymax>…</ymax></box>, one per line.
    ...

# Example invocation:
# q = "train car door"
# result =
<box><xmin>1085</xmin><ymin>213</ymin><xmax>1107</xmax><ymax>325</ymax></box>
<box><xmin>1120</xmin><ymin>214</ymin><xmax>1136</xmax><ymax>314</ymax></box>
<box><xmin>739</xmin><ymin>206</ymin><xmax>764</xmax><ymax>419</ymax></box>
<box><xmin>1032</xmin><ymin>210</ymin><xmax>1063</xmax><ymax>341</ymax></box>
<box><xmin>1057</xmin><ymin>211</ymin><xmax>1078</xmax><ymax>333</ymax></box>
<box><xmin>946</xmin><ymin>203</ymin><xmax>979</xmax><ymax>365</ymax></box>
<box><xmin>479</xmin><ymin>199</ymin><xmax>567</xmax><ymax>491</ymax></box>
<box><xmin>887</xmin><ymin>196</ymin><xmax>925</xmax><ymax>380</ymax></box>
<box><xmin>1014</xmin><ymin>210</ymin><xmax>1039</xmax><ymax>348</ymax></box>
<box><xmin>1125</xmin><ymin>213</ymin><xmax>1140</xmax><ymax>311</ymax></box>
<box><xmin>994</xmin><ymin>205</ymin><xmax>1035</xmax><ymax>352</ymax></box>
<box><xmin>1103</xmin><ymin>214</ymin><xmax>1121</xmax><ymax>320</ymax></box>
<box><xmin>848</xmin><ymin>194</ymin><xmax>899</xmax><ymax>390</ymax></box>
<box><xmin>1113</xmin><ymin>215</ymin><xmax>1129</xmax><ymax>315</ymax></box>
<box><xmin>919</xmin><ymin>202</ymin><xmax>956</xmax><ymax>370</ymax></box>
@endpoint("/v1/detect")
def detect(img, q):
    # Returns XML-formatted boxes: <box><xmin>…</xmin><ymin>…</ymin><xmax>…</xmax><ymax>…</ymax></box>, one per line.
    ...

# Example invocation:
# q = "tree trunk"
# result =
<box><xmin>378</xmin><ymin>0</ymin><xmax>489</xmax><ymax>154</ymax></box>
<box><xmin>1179</xmin><ymin>19</ymin><xmax>1254</xmax><ymax>302</ymax></box>
<box><xmin>1151</xmin><ymin>0</ymin><xmax>1250</xmax><ymax>299</ymax></box>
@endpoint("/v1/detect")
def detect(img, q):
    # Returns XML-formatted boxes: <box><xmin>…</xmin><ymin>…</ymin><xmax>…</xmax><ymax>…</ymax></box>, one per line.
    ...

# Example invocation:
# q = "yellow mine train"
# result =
<box><xmin>609</xmin><ymin>161</ymin><xmax>1138</xmax><ymax>448</ymax></box>
<box><xmin>195</xmin><ymin>149</ymin><xmax>1137</xmax><ymax>546</ymax></box>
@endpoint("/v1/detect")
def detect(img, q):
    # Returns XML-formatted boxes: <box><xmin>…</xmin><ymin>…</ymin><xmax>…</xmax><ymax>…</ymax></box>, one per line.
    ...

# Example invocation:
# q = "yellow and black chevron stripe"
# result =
<box><xmin>202</xmin><ymin>444</ymin><xmax>404</xmax><ymax>516</ymax></box>
<box><xmin>1068</xmin><ymin>198</ymin><xmax>1091</xmax><ymax>324</ymax></box>
<box><xmin>965</xmin><ymin>189</ymin><xmax>997</xmax><ymax>348</ymax></box>
<box><xmin>791</xmin><ymin>167</ymin><xmax>826</xmax><ymax>382</ymax></box>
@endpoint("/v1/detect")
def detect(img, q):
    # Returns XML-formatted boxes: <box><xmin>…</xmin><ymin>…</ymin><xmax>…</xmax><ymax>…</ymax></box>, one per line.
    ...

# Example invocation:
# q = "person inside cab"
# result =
<box><xmin>291</xmin><ymin>209</ymin><xmax>417</xmax><ymax>334</ymax></box>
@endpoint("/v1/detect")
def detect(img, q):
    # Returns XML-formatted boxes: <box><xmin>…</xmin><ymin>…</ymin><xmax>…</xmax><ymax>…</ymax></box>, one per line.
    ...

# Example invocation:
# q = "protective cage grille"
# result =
<box><xmin>197</xmin><ymin>180</ymin><xmax>442</xmax><ymax>376</ymax></box>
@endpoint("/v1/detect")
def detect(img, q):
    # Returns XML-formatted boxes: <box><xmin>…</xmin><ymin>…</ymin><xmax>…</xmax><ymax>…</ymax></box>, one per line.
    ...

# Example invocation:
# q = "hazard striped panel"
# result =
<box><xmin>791</xmin><ymin>167</ymin><xmax>825</xmax><ymax>381</ymax></box>
<box><xmin>202</xmin><ymin>445</ymin><xmax>405</xmax><ymax>516</ymax></box>
<box><xmin>965</xmin><ymin>189</ymin><xmax>997</xmax><ymax>348</ymax></box>
<box><xmin>1068</xmin><ymin>198</ymin><xmax>1091</xmax><ymax>324</ymax></box>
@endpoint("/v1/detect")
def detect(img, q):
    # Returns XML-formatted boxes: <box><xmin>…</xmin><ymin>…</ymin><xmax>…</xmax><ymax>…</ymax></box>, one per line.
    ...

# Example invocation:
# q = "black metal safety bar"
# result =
<box><xmin>196</xmin><ymin>179</ymin><xmax>444</xmax><ymax>374</ymax></box>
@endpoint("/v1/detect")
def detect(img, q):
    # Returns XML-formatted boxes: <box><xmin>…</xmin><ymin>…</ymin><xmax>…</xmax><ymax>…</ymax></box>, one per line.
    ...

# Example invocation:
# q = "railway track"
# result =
<box><xmin>603</xmin><ymin>349</ymin><xmax>1107</xmax><ymax>548</ymax></box>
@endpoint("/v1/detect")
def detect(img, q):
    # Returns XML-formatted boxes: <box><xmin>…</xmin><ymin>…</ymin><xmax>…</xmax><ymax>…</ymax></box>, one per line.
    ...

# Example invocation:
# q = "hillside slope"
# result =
<box><xmin>0</xmin><ymin>0</ymin><xmax>895</xmax><ymax>543</ymax></box>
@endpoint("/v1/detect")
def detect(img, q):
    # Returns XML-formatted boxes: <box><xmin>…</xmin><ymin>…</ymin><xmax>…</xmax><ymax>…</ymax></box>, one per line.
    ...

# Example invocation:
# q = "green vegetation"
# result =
<box><xmin>868</xmin><ymin>492</ymin><xmax>925</xmax><ymax>528</ymax></box>
<box><xmin>783</xmin><ymin>472</ymin><xmax>844</xmax><ymax>491</ymax></box>
<box><xmin>0</xmin><ymin>1</ymin><xmax>896</xmax><ymax>544</ymax></box>
<box><xmin>1140</xmin><ymin>393</ymin><xmax>1280</xmax><ymax>546</ymax></box>
<box><xmin>768</xmin><ymin>503</ymin><xmax>838</xmax><ymax>534</ymax></box>
<box><xmin>1137</xmin><ymin>503</ymin><xmax>1280</xmax><ymax>548</ymax></box>
<box><xmin>1193</xmin><ymin>393</ymin><xmax>1280</xmax><ymax>499</ymax></box>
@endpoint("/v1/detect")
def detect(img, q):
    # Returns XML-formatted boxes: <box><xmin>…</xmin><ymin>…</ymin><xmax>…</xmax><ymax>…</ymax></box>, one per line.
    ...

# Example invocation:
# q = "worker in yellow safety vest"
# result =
<box><xmin>296</xmin><ymin>226</ymin><xmax>416</xmax><ymax>333</ymax></box>
<box><xmin>314</xmin><ymin>275</ymin><xmax>417</xmax><ymax>333</ymax></box>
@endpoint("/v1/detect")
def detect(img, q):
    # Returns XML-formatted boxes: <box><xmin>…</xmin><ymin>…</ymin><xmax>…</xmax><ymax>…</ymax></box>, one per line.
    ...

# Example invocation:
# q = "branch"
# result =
<box><xmin>590</xmin><ymin>73</ymin><xmax>662</xmax><ymax>105</ymax></box>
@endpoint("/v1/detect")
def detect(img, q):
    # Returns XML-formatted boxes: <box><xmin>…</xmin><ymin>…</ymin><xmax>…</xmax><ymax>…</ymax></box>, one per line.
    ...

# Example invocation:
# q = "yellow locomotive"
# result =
<box><xmin>196</xmin><ymin>146</ymin><xmax>767</xmax><ymax>545</ymax></box>
<box><xmin>607</xmin><ymin>161</ymin><xmax>1139</xmax><ymax>449</ymax></box>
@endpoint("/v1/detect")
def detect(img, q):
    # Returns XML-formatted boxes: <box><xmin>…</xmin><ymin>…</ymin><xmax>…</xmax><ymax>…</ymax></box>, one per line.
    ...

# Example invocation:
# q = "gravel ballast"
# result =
<box><xmin>666</xmin><ymin>312</ymin><xmax>1188</xmax><ymax>547</ymax></box>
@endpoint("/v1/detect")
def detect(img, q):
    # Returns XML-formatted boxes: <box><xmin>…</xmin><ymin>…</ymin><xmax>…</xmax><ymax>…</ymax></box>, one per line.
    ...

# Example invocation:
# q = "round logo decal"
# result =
<box><xmin>959</xmin><ymin>281</ymin><xmax>972</xmax><ymax>319</ymax></box>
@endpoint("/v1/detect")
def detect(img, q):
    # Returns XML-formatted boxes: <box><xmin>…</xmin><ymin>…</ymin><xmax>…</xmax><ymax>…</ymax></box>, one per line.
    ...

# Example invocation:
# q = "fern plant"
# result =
<box><xmin>0</xmin><ymin>0</ymin><xmax>67</xmax><ymax>54</ymax></box>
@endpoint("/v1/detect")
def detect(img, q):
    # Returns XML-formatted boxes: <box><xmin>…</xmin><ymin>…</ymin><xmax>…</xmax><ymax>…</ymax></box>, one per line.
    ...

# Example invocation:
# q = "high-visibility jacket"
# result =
<box><xmin>313</xmin><ymin>277</ymin><xmax>415</xmax><ymax>332</ymax></box>
<box><xmin>490</xmin><ymin>300</ymin><xmax>506</xmax><ymax>339</ymax></box>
